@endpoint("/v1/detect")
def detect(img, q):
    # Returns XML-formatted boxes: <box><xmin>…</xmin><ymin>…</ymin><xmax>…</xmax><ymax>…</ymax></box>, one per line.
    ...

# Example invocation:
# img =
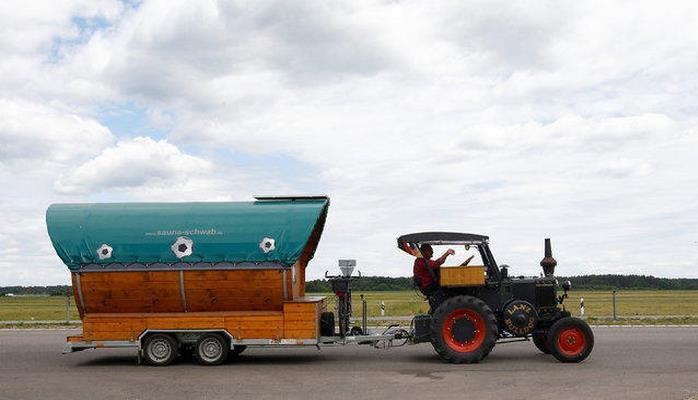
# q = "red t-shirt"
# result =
<box><xmin>413</xmin><ymin>258</ymin><xmax>444</xmax><ymax>291</ymax></box>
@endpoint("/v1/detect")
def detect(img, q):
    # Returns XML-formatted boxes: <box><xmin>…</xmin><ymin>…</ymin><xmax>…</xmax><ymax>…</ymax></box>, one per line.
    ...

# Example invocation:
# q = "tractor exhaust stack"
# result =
<box><xmin>540</xmin><ymin>238</ymin><xmax>557</xmax><ymax>276</ymax></box>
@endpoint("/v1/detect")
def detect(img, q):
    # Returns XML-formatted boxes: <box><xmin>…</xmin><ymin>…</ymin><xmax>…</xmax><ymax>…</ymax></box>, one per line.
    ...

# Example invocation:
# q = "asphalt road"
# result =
<box><xmin>1</xmin><ymin>327</ymin><xmax>697</xmax><ymax>400</ymax></box>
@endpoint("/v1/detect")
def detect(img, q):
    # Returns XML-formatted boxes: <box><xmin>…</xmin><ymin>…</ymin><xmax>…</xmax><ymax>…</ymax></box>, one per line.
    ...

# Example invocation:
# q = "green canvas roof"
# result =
<box><xmin>46</xmin><ymin>197</ymin><xmax>329</xmax><ymax>271</ymax></box>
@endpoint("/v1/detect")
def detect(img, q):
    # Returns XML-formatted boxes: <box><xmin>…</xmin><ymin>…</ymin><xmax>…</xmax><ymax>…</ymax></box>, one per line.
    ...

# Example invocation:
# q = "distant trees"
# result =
<box><xmin>0</xmin><ymin>286</ymin><xmax>72</xmax><ymax>296</ymax></box>
<box><xmin>558</xmin><ymin>275</ymin><xmax>698</xmax><ymax>290</ymax></box>
<box><xmin>3</xmin><ymin>275</ymin><xmax>698</xmax><ymax>295</ymax></box>
<box><xmin>306</xmin><ymin>277</ymin><xmax>414</xmax><ymax>292</ymax></box>
<box><xmin>306</xmin><ymin>274</ymin><xmax>698</xmax><ymax>292</ymax></box>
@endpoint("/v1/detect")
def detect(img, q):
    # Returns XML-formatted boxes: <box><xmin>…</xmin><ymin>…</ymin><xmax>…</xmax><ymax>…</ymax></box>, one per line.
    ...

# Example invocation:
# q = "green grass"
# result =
<box><xmin>311</xmin><ymin>290</ymin><xmax>698</xmax><ymax>317</ymax></box>
<box><xmin>311</xmin><ymin>289</ymin><xmax>698</xmax><ymax>324</ymax></box>
<box><xmin>0</xmin><ymin>296</ymin><xmax>79</xmax><ymax>321</ymax></box>
<box><xmin>565</xmin><ymin>290</ymin><xmax>698</xmax><ymax>317</ymax></box>
<box><xmin>2</xmin><ymin>290</ymin><xmax>698</xmax><ymax>326</ymax></box>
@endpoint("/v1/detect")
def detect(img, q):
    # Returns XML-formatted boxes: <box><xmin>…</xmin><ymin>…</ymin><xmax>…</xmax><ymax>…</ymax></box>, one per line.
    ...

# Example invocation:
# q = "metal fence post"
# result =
<box><xmin>361</xmin><ymin>294</ymin><xmax>367</xmax><ymax>335</ymax></box>
<box><xmin>612</xmin><ymin>290</ymin><xmax>617</xmax><ymax>320</ymax></box>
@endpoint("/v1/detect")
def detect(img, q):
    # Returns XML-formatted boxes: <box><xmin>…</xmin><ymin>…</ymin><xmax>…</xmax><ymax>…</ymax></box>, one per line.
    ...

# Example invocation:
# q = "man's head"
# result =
<box><xmin>419</xmin><ymin>244</ymin><xmax>433</xmax><ymax>259</ymax></box>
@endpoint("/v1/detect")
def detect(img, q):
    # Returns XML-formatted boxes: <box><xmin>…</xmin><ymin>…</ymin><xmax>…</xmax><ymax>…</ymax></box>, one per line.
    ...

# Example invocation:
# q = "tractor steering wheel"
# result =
<box><xmin>460</xmin><ymin>255</ymin><xmax>475</xmax><ymax>266</ymax></box>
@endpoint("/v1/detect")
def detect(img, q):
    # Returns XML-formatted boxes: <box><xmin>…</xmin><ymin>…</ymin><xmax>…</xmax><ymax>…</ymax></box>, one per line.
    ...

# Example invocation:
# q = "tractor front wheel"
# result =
<box><xmin>430</xmin><ymin>295</ymin><xmax>498</xmax><ymax>364</ymax></box>
<box><xmin>548</xmin><ymin>317</ymin><xmax>594</xmax><ymax>363</ymax></box>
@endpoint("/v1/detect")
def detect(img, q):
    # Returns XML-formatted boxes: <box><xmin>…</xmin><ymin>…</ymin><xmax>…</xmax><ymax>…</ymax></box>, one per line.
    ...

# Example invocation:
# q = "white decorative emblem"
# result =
<box><xmin>96</xmin><ymin>244</ymin><xmax>113</xmax><ymax>260</ymax></box>
<box><xmin>171</xmin><ymin>236</ymin><xmax>193</xmax><ymax>258</ymax></box>
<box><xmin>260</xmin><ymin>237</ymin><xmax>275</xmax><ymax>253</ymax></box>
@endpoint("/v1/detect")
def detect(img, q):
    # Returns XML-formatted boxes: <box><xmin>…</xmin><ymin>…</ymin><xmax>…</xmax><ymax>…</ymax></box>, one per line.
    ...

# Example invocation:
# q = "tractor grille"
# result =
<box><xmin>535</xmin><ymin>279</ymin><xmax>557</xmax><ymax>309</ymax></box>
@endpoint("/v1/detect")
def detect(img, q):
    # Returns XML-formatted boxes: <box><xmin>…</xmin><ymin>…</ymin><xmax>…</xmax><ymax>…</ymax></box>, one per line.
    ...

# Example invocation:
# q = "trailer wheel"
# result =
<box><xmin>532</xmin><ymin>330</ymin><xmax>551</xmax><ymax>354</ymax></box>
<box><xmin>195</xmin><ymin>333</ymin><xmax>229</xmax><ymax>365</ymax></box>
<box><xmin>143</xmin><ymin>333</ymin><xmax>178</xmax><ymax>366</ymax></box>
<box><xmin>430</xmin><ymin>295</ymin><xmax>498</xmax><ymax>364</ymax></box>
<box><xmin>548</xmin><ymin>317</ymin><xmax>594</xmax><ymax>363</ymax></box>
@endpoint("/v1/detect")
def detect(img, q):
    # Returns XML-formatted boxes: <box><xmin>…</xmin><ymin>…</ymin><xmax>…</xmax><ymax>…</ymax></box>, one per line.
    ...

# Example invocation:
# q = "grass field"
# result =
<box><xmin>0</xmin><ymin>296</ymin><xmax>80</xmax><ymax>322</ymax></box>
<box><xmin>312</xmin><ymin>290</ymin><xmax>698</xmax><ymax>319</ymax></box>
<box><xmin>2</xmin><ymin>290</ymin><xmax>698</xmax><ymax>326</ymax></box>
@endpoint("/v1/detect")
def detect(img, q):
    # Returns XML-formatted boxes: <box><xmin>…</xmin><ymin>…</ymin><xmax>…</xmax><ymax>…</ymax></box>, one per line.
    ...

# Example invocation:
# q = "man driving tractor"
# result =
<box><xmin>413</xmin><ymin>244</ymin><xmax>455</xmax><ymax>309</ymax></box>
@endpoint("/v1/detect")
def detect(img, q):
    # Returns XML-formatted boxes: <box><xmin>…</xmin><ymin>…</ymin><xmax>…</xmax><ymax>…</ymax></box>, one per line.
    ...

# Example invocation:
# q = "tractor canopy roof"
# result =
<box><xmin>397</xmin><ymin>232</ymin><xmax>489</xmax><ymax>257</ymax></box>
<box><xmin>46</xmin><ymin>196</ymin><xmax>329</xmax><ymax>271</ymax></box>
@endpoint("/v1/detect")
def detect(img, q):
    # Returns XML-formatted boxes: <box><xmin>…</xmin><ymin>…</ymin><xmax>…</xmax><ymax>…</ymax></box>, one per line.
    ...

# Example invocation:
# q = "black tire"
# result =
<box><xmin>430</xmin><ymin>295</ymin><xmax>498</xmax><ymax>364</ymax></box>
<box><xmin>547</xmin><ymin>317</ymin><xmax>594</xmax><ymax>363</ymax></box>
<box><xmin>320</xmin><ymin>312</ymin><xmax>335</xmax><ymax>337</ymax></box>
<box><xmin>231</xmin><ymin>345</ymin><xmax>247</xmax><ymax>357</ymax></box>
<box><xmin>532</xmin><ymin>330</ymin><xmax>551</xmax><ymax>354</ymax></box>
<box><xmin>142</xmin><ymin>333</ymin><xmax>178</xmax><ymax>366</ymax></box>
<box><xmin>194</xmin><ymin>333</ymin><xmax>229</xmax><ymax>365</ymax></box>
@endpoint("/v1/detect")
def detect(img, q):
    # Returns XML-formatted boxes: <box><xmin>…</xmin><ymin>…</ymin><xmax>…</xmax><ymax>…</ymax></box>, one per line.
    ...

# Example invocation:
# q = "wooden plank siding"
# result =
<box><xmin>80</xmin><ymin>311</ymin><xmax>285</xmax><ymax>342</ymax></box>
<box><xmin>72</xmin><ymin>269</ymin><xmax>288</xmax><ymax>315</ymax></box>
<box><xmin>72</xmin><ymin>266</ymin><xmax>326</xmax><ymax>343</ymax></box>
<box><xmin>77</xmin><ymin>298</ymin><xmax>328</xmax><ymax>342</ymax></box>
<box><xmin>283</xmin><ymin>297</ymin><xmax>326</xmax><ymax>339</ymax></box>
<box><xmin>183</xmin><ymin>270</ymin><xmax>285</xmax><ymax>312</ymax></box>
<box><xmin>77</xmin><ymin>271</ymin><xmax>183</xmax><ymax>314</ymax></box>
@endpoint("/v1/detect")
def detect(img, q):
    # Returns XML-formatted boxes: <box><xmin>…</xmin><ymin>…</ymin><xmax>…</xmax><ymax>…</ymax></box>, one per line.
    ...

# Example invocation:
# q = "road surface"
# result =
<box><xmin>0</xmin><ymin>327</ymin><xmax>697</xmax><ymax>400</ymax></box>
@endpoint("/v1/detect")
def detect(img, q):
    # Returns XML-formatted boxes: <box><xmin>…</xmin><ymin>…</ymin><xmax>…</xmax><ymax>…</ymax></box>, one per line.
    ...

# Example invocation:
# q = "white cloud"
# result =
<box><xmin>54</xmin><ymin>136</ymin><xmax>213</xmax><ymax>194</ymax></box>
<box><xmin>0</xmin><ymin>0</ymin><xmax>122</xmax><ymax>54</ymax></box>
<box><xmin>0</xmin><ymin>98</ymin><xmax>114</xmax><ymax>168</ymax></box>
<box><xmin>1</xmin><ymin>1</ymin><xmax>698</xmax><ymax>284</ymax></box>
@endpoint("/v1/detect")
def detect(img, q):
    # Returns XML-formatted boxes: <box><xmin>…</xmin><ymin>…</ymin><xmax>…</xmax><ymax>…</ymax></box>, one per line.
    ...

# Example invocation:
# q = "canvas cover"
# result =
<box><xmin>46</xmin><ymin>197</ymin><xmax>329</xmax><ymax>271</ymax></box>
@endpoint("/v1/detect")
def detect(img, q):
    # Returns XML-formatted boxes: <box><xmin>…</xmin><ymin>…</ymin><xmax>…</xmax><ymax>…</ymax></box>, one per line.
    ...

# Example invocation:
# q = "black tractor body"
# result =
<box><xmin>398</xmin><ymin>232</ymin><xmax>593</xmax><ymax>364</ymax></box>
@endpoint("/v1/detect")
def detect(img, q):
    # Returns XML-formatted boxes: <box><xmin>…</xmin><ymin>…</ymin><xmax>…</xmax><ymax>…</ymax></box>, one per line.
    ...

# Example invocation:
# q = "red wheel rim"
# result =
<box><xmin>557</xmin><ymin>326</ymin><xmax>586</xmax><ymax>357</ymax></box>
<box><xmin>442</xmin><ymin>308</ymin><xmax>486</xmax><ymax>352</ymax></box>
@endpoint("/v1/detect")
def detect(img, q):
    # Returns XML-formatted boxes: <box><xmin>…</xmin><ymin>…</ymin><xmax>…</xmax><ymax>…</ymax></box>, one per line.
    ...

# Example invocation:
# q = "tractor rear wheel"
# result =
<box><xmin>430</xmin><ymin>295</ymin><xmax>498</xmax><ymax>364</ymax></box>
<box><xmin>532</xmin><ymin>330</ymin><xmax>551</xmax><ymax>354</ymax></box>
<box><xmin>548</xmin><ymin>317</ymin><xmax>594</xmax><ymax>363</ymax></box>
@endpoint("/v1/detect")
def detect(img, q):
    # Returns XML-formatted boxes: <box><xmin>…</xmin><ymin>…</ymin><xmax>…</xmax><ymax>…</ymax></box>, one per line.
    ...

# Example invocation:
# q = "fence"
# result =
<box><xmin>2</xmin><ymin>290</ymin><xmax>698</xmax><ymax>323</ymax></box>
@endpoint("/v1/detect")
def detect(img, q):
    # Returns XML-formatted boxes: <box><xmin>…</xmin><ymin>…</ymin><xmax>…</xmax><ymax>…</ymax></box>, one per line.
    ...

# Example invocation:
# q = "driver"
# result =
<box><xmin>413</xmin><ymin>244</ymin><xmax>454</xmax><ymax>309</ymax></box>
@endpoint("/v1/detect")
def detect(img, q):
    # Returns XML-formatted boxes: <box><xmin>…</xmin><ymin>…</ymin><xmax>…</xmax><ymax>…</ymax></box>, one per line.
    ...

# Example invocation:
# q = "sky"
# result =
<box><xmin>1</xmin><ymin>0</ymin><xmax>697</xmax><ymax>286</ymax></box>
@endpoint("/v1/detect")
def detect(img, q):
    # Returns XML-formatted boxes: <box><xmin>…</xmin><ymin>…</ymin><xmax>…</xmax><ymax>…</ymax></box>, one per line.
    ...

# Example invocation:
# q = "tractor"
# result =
<box><xmin>398</xmin><ymin>232</ymin><xmax>594</xmax><ymax>363</ymax></box>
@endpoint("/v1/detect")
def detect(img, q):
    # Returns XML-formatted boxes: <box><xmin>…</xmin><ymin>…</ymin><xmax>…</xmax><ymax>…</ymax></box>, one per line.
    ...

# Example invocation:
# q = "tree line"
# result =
<box><xmin>0</xmin><ymin>286</ymin><xmax>72</xmax><ymax>296</ymax></box>
<box><xmin>307</xmin><ymin>274</ymin><xmax>698</xmax><ymax>292</ymax></box>
<box><xmin>2</xmin><ymin>275</ymin><xmax>698</xmax><ymax>296</ymax></box>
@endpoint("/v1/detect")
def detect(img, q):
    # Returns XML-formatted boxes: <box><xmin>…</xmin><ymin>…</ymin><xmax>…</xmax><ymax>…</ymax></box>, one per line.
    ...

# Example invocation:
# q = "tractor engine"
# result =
<box><xmin>501</xmin><ymin>238</ymin><xmax>566</xmax><ymax>336</ymax></box>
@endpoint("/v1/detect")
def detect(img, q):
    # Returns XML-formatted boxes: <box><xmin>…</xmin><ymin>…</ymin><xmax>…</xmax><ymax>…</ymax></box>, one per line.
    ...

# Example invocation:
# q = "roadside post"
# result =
<box><xmin>612</xmin><ymin>290</ymin><xmax>617</xmax><ymax>320</ymax></box>
<box><xmin>361</xmin><ymin>294</ymin><xmax>367</xmax><ymax>334</ymax></box>
<box><xmin>580</xmin><ymin>297</ymin><xmax>585</xmax><ymax>316</ymax></box>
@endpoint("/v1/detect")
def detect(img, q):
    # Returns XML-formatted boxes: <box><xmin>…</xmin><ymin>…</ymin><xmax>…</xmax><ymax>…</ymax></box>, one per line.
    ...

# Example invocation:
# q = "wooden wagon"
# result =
<box><xmin>46</xmin><ymin>196</ymin><xmax>331</xmax><ymax>365</ymax></box>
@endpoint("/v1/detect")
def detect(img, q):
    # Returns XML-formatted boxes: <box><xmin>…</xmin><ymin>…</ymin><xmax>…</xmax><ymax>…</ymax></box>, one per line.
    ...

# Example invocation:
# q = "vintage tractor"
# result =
<box><xmin>398</xmin><ymin>232</ymin><xmax>594</xmax><ymax>363</ymax></box>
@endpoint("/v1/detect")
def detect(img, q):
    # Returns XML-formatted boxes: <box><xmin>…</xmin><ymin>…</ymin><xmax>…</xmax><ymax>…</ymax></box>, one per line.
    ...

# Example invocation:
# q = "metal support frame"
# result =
<box><xmin>75</xmin><ymin>272</ymin><xmax>86</xmax><ymax>313</ymax></box>
<box><xmin>179</xmin><ymin>270</ymin><xmax>187</xmax><ymax>312</ymax></box>
<box><xmin>315</xmin><ymin>302</ymin><xmax>320</xmax><ymax>339</ymax></box>
<box><xmin>78</xmin><ymin>261</ymin><xmax>289</xmax><ymax>272</ymax></box>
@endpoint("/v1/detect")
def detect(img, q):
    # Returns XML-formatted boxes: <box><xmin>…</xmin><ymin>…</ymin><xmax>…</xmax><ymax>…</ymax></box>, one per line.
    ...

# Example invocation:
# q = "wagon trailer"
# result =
<box><xmin>46</xmin><ymin>196</ymin><xmax>592</xmax><ymax>365</ymax></box>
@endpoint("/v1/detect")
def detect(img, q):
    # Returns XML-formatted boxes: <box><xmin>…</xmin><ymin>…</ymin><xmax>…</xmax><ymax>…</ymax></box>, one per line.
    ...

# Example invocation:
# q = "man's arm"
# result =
<box><xmin>435</xmin><ymin>249</ymin><xmax>455</xmax><ymax>264</ymax></box>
